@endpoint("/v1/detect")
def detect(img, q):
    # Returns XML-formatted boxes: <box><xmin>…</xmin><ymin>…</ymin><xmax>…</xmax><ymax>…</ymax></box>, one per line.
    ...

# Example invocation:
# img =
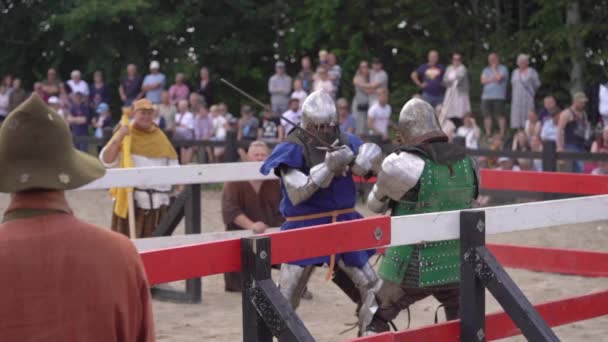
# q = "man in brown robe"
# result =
<box><xmin>222</xmin><ymin>141</ymin><xmax>284</xmax><ymax>291</ymax></box>
<box><xmin>0</xmin><ymin>94</ymin><xmax>155</xmax><ymax>341</ymax></box>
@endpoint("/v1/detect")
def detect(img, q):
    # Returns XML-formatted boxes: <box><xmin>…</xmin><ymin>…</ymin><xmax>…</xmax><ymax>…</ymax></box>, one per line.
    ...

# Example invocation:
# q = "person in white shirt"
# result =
<box><xmin>281</xmin><ymin>98</ymin><xmax>302</xmax><ymax>135</ymax></box>
<box><xmin>174</xmin><ymin>99</ymin><xmax>195</xmax><ymax>164</ymax></box>
<box><xmin>208</xmin><ymin>104</ymin><xmax>228</xmax><ymax>162</ymax></box>
<box><xmin>313</xmin><ymin>65</ymin><xmax>335</xmax><ymax>98</ymax></box>
<box><xmin>598</xmin><ymin>83</ymin><xmax>608</xmax><ymax>125</ymax></box>
<box><xmin>495</xmin><ymin>157</ymin><xmax>521</xmax><ymax>171</ymax></box>
<box><xmin>291</xmin><ymin>79</ymin><xmax>307</xmax><ymax>110</ymax></box>
<box><xmin>456</xmin><ymin>112</ymin><xmax>481</xmax><ymax>149</ymax></box>
<box><xmin>367</xmin><ymin>88</ymin><xmax>391</xmax><ymax>140</ymax></box>
<box><xmin>67</xmin><ymin>70</ymin><xmax>89</xmax><ymax>96</ymax></box>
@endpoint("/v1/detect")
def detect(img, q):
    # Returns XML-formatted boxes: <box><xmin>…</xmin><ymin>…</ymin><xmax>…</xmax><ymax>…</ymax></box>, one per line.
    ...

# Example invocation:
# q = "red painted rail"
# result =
<box><xmin>350</xmin><ymin>290</ymin><xmax>608</xmax><ymax>342</ymax></box>
<box><xmin>354</xmin><ymin>170</ymin><xmax>608</xmax><ymax>195</ymax></box>
<box><xmin>140</xmin><ymin>216</ymin><xmax>390</xmax><ymax>285</ymax></box>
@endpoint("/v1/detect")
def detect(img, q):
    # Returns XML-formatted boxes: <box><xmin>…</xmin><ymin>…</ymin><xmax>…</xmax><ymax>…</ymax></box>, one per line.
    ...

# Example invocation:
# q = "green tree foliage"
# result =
<box><xmin>0</xmin><ymin>0</ymin><xmax>607</xmax><ymax>115</ymax></box>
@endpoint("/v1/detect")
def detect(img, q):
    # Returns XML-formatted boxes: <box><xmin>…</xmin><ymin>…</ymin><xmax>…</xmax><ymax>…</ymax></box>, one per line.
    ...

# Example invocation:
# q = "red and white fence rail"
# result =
<box><xmin>74</xmin><ymin>163</ymin><xmax>608</xmax><ymax>341</ymax></box>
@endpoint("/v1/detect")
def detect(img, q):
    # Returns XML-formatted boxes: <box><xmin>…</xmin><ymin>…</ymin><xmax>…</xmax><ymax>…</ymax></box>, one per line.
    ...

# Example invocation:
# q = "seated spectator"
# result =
<box><xmin>337</xmin><ymin>98</ymin><xmax>356</xmax><ymax>134</ymax></box>
<box><xmin>189</xmin><ymin>92</ymin><xmax>203</xmax><ymax>114</ymax></box>
<box><xmin>209</xmin><ymin>104</ymin><xmax>228</xmax><ymax>162</ymax></box>
<box><xmin>8</xmin><ymin>78</ymin><xmax>27</xmax><ymax>111</ymax></box>
<box><xmin>152</xmin><ymin>105</ymin><xmax>166</xmax><ymax>130</ymax></box>
<box><xmin>591</xmin><ymin>126</ymin><xmax>608</xmax><ymax>153</ymax></box>
<box><xmin>524</xmin><ymin>110</ymin><xmax>542</xmax><ymax>139</ymax></box>
<box><xmin>591</xmin><ymin>150</ymin><xmax>608</xmax><ymax>175</ymax></box>
<box><xmin>33</xmin><ymin>82</ymin><xmax>48</xmax><ymax>103</ymax></box>
<box><xmin>538</xmin><ymin>95</ymin><xmax>561</xmax><ymax>122</ymax></box>
<box><xmin>367</xmin><ymin>88</ymin><xmax>391</xmax><ymax>141</ymax></box>
<box><xmin>237</xmin><ymin>105</ymin><xmax>260</xmax><ymax>160</ymax></box>
<box><xmin>66</xmin><ymin>70</ymin><xmax>89</xmax><ymax>96</ymax></box>
<box><xmin>487</xmin><ymin>134</ymin><xmax>504</xmax><ymax>168</ymax></box>
<box><xmin>456</xmin><ymin>112</ymin><xmax>481</xmax><ymax>149</ymax></box>
<box><xmin>158</xmin><ymin>91</ymin><xmax>177</xmax><ymax>133</ymax></box>
<box><xmin>174</xmin><ymin>100</ymin><xmax>195</xmax><ymax>164</ymax></box>
<box><xmin>495</xmin><ymin>157</ymin><xmax>521</xmax><ymax>171</ymax></box>
<box><xmin>48</xmin><ymin>96</ymin><xmax>66</xmax><ymax>120</ymax></box>
<box><xmin>281</xmin><ymin>98</ymin><xmax>301</xmax><ymax>135</ymax></box>
<box><xmin>66</xmin><ymin>92</ymin><xmax>90</xmax><ymax>152</ymax></box>
<box><xmin>221</xmin><ymin>141</ymin><xmax>284</xmax><ymax>291</ymax></box>
<box><xmin>313</xmin><ymin>65</ymin><xmax>335</xmax><ymax>98</ymax></box>
<box><xmin>258</xmin><ymin>107</ymin><xmax>283</xmax><ymax>143</ymax></box>
<box><xmin>291</xmin><ymin>79</ymin><xmax>307</xmax><ymax>109</ymax></box>
<box><xmin>92</xmin><ymin>102</ymin><xmax>113</xmax><ymax>139</ymax></box>
<box><xmin>512</xmin><ymin>130</ymin><xmax>530</xmax><ymax>151</ymax></box>
<box><xmin>530</xmin><ymin>135</ymin><xmax>543</xmax><ymax>171</ymax></box>
<box><xmin>169</xmin><ymin>72</ymin><xmax>190</xmax><ymax>104</ymax></box>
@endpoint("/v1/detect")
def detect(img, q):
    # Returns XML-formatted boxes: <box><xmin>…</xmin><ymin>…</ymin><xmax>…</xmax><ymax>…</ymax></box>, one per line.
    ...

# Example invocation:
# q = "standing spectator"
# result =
<box><xmin>456</xmin><ymin>112</ymin><xmax>481</xmax><ymax>149</ymax></box>
<box><xmin>209</xmin><ymin>104</ymin><xmax>228</xmax><ymax>162</ymax></box>
<box><xmin>92</xmin><ymin>102</ymin><xmax>113</xmax><ymax>139</ymax></box>
<box><xmin>174</xmin><ymin>99</ymin><xmax>195</xmax><ymax>164</ymax></box>
<box><xmin>42</xmin><ymin>68</ymin><xmax>62</xmax><ymax>98</ymax></box>
<box><xmin>297</xmin><ymin>56</ymin><xmax>314</xmax><ymax>93</ymax></box>
<box><xmin>169</xmin><ymin>72</ymin><xmax>190</xmax><ymax>104</ymax></box>
<box><xmin>8</xmin><ymin>78</ymin><xmax>28</xmax><ymax>111</ymax></box>
<box><xmin>557</xmin><ymin>93</ymin><xmax>591</xmax><ymax>172</ymax></box>
<box><xmin>442</xmin><ymin>52</ymin><xmax>471</xmax><ymax>127</ymax></box>
<box><xmin>268</xmin><ymin>61</ymin><xmax>292</xmax><ymax>115</ymax></box>
<box><xmin>158</xmin><ymin>91</ymin><xmax>177</xmax><ymax>133</ymax></box>
<box><xmin>538</xmin><ymin>95</ymin><xmax>561</xmax><ymax>122</ymax></box>
<box><xmin>411</xmin><ymin>50</ymin><xmax>445</xmax><ymax>107</ymax></box>
<box><xmin>337</xmin><ymin>98</ymin><xmax>356</xmax><ymax>134</ymax></box>
<box><xmin>510</xmin><ymin>54</ymin><xmax>541</xmax><ymax>129</ymax></box>
<box><xmin>367</xmin><ymin>88</ymin><xmax>391</xmax><ymax>141</ymax></box>
<box><xmin>67</xmin><ymin>92</ymin><xmax>90</xmax><ymax>152</ymax></box>
<box><xmin>281</xmin><ymin>98</ymin><xmax>301</xmax><ymax>135</ymax></box>
<box><xmin>591</xmin><ymin>126</ymin><xmax>608</xmax><ymax>153</ymax></box>
<box><xmin>327</xmin><ymin>52</ymin><xmax>342</xmax><ymax>94</ymax></box>
<box><xmin>119</xmin><ymin>64</ymin><xmax>143</xmax><ymax>107</ymax></box>
<box><xmin>525</xmin><ymin>110</ymin><xmax>542</xmax><ymax>139</ymax></box>
<box><xmin>66</xmin><ymin>70</ymin><xmax>89</xmax><ymax>96</ymax></box>
<box><xmin>313</xmin><ymin>65</ymin><xmax>335</xmax><ymax>98</ymax></box>
<box><xmin>318</xmin><ymin>49</ymin><xmax>329</xmax><ymax>65</ymax></box>
<box><xmin>369</xmin><ymin>58</ymin><xmax>389</xmax><ymax>105</ymax></box>
<box><xmin>258</xmin><ymin>107</ymin><xmax>284</xmax><ymax>143</ymax></box>
<box><xmin>0</xmin><ymin>95</ymin><xmax>155</xmax><ymax>342</ymax></box>
<box><xmin>541</xmin><ymin>109</ymin><xmax>560</xmax><ymax>143</ymax></box>
<box><xmin>142</xmin><ymin>60</ymin><xmax>166</xmax><ymax>104</ymax></box>
<box><xmin>480</xmin><ymin>52</ymin><xmax>509</xmax><ymax>137</ymax></box>
<box><xmin>586</xmin><ymin>78</ymin><xmax>608</xmax><ymax>126</ymax></box>
<box><xmin>0</xmin><ymin>75</ymin><xmax>13</xmax><ymax>122</ymax></box>
<box><xmin>89</xmin><ymin>71</ymin><xmax>110</xmax><ymax>107</ymax></box>
<box><xmin>237</xmin><ymin>105</ymin><xmax>260</xmax><ymax>144</ymax></box>
<box><xmin>188</xmin><ymin>92</ymin><xmax>203</xmax><ymax>114</ymax></box>
<box><xmin>352</xmin><ymin>60</ymin><xmax>371</xmax><ymax>135</ymax></box>
<box><xmin>221</xmin><ymin>141</ymin><xmax>284</xmax><ymax>291</ymax></box>
<box><xmin>33</xmin><ymin>82</ymin><xmax>47</xmax><ymax>103</ymax></box>
<box><xmin>196</xmin><ymin>66</ymin><xmax>214</xmax><ymax>106</ymax></box>
<box><xmin>152</xmin><ymin>106</ymin><xmax>166</xmax><ymax>130</ymax></box>
<box><xmin>193</xmin><ymin>105</ymin><xmax>213</xmax><ymax>162</ymax></box>
<box><xmin>291</xmin><ymin>79</ymin><xmax>308</xmax><ymax>110</ymax></box>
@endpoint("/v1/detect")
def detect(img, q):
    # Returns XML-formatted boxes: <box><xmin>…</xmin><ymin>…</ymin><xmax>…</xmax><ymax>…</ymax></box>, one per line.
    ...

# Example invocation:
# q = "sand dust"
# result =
<box><xmin>1</xmin><ymin>190</ymin><xmax>607</xmax><ymax>341</ymax></box>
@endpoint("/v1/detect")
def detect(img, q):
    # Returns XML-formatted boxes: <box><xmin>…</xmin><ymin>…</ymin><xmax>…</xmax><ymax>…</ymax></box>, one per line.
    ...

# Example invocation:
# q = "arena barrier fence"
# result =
<box><xmin>77</xmin><ymin>163</ymin><xmax>608</xmax><ymax>341</ymax></box>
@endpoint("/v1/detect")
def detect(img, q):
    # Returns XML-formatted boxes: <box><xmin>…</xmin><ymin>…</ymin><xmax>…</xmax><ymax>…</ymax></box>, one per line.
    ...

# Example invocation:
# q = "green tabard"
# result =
<box><xmin>378</xmin><ymin>155</ymin><xmax>476</xmax><ymax>287</ymax></box>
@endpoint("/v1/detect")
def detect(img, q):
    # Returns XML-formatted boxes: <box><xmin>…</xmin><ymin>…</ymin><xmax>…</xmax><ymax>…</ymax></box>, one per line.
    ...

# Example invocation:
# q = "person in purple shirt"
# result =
<box><xmin>411</xmin><ymin>50</ymin><xmax>446</xmax><ymax>107</ymax></box>
<box><xmin>118</xmin><ymin>64</ymin><xmax>143</xmax><ymax>106</ymax></box>
<box><xmin>66</xmin><ymin>92</ymin><xmax>91</xmax><ymax>152</ymax></box>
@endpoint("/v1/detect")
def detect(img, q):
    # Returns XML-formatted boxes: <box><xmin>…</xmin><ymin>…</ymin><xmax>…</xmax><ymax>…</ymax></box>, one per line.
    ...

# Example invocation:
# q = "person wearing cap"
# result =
<box><xmin>100</xmin><ymin>98</ymin><xmax>179</xmax><ymax>238</ymax></box>
<box><xmin>268</xmin><ymin>60</ymin><xmax>292</xmax><ymax>115</ymax></box>
<box><xmin>142</xmin><ymin>60</ymin><xmax>166</xmax><ymax>104</ymax></box>
<box><xmin>0</xmin><ymin>94</ymin><xmax>155</xmax><ymax>341</ymax></box>
<box><xmin>557</xmin><ymin>92</ymin><xmax>591</xmax><ymax>172</ymax></box>
<box><xmin>92</xmin><ymin>102</ymin><xmax>113</xmax><ymax>140</ymax></box>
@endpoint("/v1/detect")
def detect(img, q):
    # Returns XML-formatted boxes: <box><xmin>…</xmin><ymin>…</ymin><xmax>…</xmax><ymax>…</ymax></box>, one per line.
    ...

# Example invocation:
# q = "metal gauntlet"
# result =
<box><xmin>352</xmin><ymin>143</ymin><xmax>383</xmax><ymax>177</ymax></box>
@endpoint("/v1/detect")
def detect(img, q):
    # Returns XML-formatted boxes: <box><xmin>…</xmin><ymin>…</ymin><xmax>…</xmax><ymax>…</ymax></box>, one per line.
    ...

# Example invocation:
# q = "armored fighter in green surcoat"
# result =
<box><xmin>362</xmin><ymin>98</ymin><xmax>480</xmax><ymax>335</ymax></box>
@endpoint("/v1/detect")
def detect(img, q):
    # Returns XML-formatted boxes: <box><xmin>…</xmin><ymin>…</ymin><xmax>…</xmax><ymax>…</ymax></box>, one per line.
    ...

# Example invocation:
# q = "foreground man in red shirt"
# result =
<box><xmin>0</xmin><ymin>94</ymin><xmax>155</xmax><ymax>341</ymax></box>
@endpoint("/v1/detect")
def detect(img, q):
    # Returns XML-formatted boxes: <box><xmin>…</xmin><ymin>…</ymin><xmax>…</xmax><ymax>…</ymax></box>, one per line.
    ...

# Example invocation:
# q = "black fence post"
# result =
<box><xmin>542</xmin><ymin>141</ymin><xmax>557</xmax><ymax>172</ymax></box>
<box><xmin>241</xmin><ymin>237</ymin><xmax>273</xmax><ymax>342</ymax></box>
<box><xmin>184</xmin><ymin>183</ymin><xmax>202</xmax><ymax>303</ymax></box>
<box><xmin>225</xmin><ymin>130</ymin><xmax>239</xmax><ymax>162</ymax></box>
<box><xmin>460</xmin><ymin>210</ymin><xmax>486</xmax><ymax>342</ymax></box>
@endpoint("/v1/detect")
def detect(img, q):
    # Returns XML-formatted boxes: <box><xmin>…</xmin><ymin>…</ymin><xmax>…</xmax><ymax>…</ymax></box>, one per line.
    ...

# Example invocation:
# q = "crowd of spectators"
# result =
<box><xmin>1</xmin><ymin>48</ymin><xmax>607</xmax><ymax>174</ymax></box>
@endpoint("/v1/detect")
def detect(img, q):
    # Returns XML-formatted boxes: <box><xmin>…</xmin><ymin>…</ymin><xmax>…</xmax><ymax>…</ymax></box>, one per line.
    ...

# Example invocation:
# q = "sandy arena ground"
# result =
<box><xmin>2</xmin><ymin>189</ymin><xmax>607</xmax><ymax>341</ymax></box>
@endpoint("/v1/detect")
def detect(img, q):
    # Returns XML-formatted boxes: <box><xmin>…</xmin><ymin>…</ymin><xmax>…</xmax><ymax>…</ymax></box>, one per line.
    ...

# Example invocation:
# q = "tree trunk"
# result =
<box><xmin>566</xmin><ymin>0</ymin><xmax>584</xmax><ymax>94</ymax></box>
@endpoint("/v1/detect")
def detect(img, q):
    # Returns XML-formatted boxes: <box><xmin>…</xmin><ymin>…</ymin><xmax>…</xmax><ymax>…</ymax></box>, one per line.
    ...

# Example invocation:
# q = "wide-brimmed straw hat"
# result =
<box><xmin>0</xmin><ymin>94</ymin><xmax>106</xmax><ymax>192</ymax></box>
